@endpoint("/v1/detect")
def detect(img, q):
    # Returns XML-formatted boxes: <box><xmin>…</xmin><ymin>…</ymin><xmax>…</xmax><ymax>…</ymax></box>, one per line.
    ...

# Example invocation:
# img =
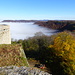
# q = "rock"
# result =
<box><xmin>0</xmin><ymin>66</ymin><xmax>52</xmax><ymax>75</ymax></box>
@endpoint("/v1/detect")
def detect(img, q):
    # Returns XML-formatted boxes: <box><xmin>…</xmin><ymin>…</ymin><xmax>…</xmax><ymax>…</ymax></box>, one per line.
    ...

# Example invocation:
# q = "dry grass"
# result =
<box><xmin>0</xmin><ymin>44</ymin><xmax>29</xmax><ymax>67</ymax></box>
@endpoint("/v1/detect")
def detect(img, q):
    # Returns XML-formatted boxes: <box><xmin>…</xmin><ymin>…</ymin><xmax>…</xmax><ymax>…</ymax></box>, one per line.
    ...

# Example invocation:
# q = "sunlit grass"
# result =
<box><xmin>0</xmin><ymin>44</ymin><xmax>29</xmax><ymax>67</ymax></box>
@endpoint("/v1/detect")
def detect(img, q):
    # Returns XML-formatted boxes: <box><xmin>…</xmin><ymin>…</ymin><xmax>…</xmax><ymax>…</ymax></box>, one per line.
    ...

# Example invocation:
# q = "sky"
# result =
<box><xmin>0</xmin><ymin>0</ymin><xmax>75</xmax><ymax>20</ymax></box>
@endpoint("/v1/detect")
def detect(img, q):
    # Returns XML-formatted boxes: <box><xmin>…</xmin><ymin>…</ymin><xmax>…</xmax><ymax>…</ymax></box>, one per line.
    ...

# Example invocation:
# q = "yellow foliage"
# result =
<box><xmin>49</xmin><ymin>32</ymin><xmax>75</xmax><ymax>74</ymax></box>
<box><xmin>63</xmin><ymin>42</ymin><xmax>70</xmax><ymax>51</ymax></box>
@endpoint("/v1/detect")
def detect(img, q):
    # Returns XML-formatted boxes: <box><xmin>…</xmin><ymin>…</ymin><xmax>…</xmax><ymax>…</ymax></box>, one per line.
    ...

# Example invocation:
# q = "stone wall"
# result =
<box><xmin>0</xmin><ymin>24</ymin><xmax>11</xmax><ymax>44</ymax></box>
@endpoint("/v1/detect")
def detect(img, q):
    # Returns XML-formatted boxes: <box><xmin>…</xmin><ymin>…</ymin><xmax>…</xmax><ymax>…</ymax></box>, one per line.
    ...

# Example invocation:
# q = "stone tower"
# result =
<box><xmin>0</xmin><ymin>24</ymin><xmax>11</xmax><ymax>44</ymax></box>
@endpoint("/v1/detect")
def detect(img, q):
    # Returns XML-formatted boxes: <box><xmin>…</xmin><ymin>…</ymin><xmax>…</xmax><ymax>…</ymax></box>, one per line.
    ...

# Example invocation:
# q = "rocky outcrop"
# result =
<box><xmin>0</xmin><ymin>66</ymin><xmax>52</xmax><ymax>75</ymax></box>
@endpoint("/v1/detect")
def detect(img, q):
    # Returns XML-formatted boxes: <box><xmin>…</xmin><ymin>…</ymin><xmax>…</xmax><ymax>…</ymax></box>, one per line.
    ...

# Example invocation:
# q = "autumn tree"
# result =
<box><xmin>49</xmin><ymin>32</ymin><xmax>75</xmax><ymax>75</ymax></box>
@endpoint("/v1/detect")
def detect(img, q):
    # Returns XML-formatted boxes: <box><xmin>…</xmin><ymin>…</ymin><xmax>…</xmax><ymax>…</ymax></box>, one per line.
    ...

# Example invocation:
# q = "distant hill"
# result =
<box><xmin>35</xmin><ymin>20</ymin><xmax>75</xmax><ymax>32</ymax></box>
<box><xmin>2</xmin><ymin>20</ymin><xmax>37</xmax><ymax>22</ymax></box>
<box><xmin>2</xmin><ymin>20</ymin><xmax>49</xmax><ymax>22</ymax></box>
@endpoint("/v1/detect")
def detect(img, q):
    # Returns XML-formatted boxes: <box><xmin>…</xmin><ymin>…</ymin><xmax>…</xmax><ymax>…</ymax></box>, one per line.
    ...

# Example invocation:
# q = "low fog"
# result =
<box><xmin>0</xmin><ymin>22</ymin><xmax>57</xmax><ymax>40</ymax></box>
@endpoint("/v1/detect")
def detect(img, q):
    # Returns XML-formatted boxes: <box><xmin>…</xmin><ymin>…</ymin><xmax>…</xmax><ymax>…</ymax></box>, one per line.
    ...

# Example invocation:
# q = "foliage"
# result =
<box><xmin>49</xmin><ymin>32</ymin><xmax>75</xmax><ymax>75</ymax></box>
<box><xmin>12</xmin><ymin>31</ymin><xmax>75</xmax><ymax>75</ymax></box>
<box><xmin>22</xmin><ymin>35</ymin><xmax>51</xmax><ymax>59</ymax></box>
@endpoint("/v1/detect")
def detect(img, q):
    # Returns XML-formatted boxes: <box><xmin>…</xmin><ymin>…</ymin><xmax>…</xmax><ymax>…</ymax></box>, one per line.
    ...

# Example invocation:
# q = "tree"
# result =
<box><xmin>49</xmin><ymin>32</ymin><xmax>75</xmax><ymax>75</ymax></box>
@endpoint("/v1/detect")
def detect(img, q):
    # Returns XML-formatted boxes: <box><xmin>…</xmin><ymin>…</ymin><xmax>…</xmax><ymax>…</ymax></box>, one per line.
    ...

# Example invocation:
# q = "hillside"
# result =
<box><xmin>35</xmin><ymin>20</ymin><xmax>75</xmax><ymax>32</ymax></box>
<box><xmin>0</xmin><ymin>44</ymin><xmax>29</xmax><ymax>67</ymax></box>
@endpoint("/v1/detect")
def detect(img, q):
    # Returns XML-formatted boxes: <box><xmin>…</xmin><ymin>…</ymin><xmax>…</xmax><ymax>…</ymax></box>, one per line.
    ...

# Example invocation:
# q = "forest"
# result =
<box><xmin>12</xmin><ymin>31</ymin><xmax>75</xmax><ymax>75</ymax></box>
<box><xmin>35</xmin><ymin>20</ymin><xmax>75</xmax><ymax>32</ymax></box>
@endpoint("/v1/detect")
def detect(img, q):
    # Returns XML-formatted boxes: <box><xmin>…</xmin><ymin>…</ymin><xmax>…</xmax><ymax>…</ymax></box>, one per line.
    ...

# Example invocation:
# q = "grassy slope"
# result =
<box><xmin>0</xmin><ymin>44</ymin><xmax>29</xmax><ymax>67</ymax></box>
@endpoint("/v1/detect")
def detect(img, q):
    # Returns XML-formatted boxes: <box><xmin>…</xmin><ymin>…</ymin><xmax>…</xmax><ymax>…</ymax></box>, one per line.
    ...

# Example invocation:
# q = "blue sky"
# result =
<box><xmin>0</xmin><ymin>0</ymin><xmax>75</xmax><ymax>20</ymax></box>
